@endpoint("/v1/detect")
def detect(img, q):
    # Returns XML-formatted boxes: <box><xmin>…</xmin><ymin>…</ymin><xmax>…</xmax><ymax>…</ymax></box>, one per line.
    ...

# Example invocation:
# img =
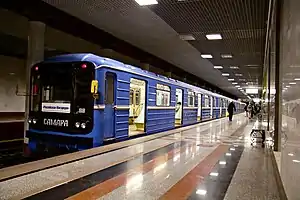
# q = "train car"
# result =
<box><xmin>25</xmin><ymin>53</ymin><xmax>243</xmax><ymax>154</ymax></box>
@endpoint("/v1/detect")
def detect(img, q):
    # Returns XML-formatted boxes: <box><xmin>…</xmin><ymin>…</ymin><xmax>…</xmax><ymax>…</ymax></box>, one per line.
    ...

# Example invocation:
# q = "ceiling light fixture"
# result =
<box><xmin>270</xmin><ymin>89</ymin><xmax>276</xmax><ymax>94</ymax></box>
<box><xmin>289</xmin><ymin>82</ymin><xmax>296</xmax><ymax>85</ymax></box>
<box><xmin>246</xmin><ymin>88</ymin><xmax>258</xmax><ymax>94</ymax></box>
<box><xmin>206</xmin><ymin>34</ymin><xmax>222</xmax><ymax>40</ymax></box>
<box><xmin>235</xmin><ymin>73</ymin><xmax>243</xmax><ymax>77</ymax></box>
<box><xmin>214</xmin><ymin>66</ymin><xmax>223</xmax><ymax>69</ymax></box>
<box><xmin>179</xmin><ymin>34</ymin><xmax>196</xmax><ymax>41</ymax></box>
<box><xmin>232</xmin><ymin>82</ymin><xmax>238</xmax><ymax>85</ymax></box>
<box><xmin>286</xmin><ymin>86</ymin><xmax>290</xmax><ymax>88</ymax></box>
<box><xmin>201</xmin><ymin>54</ymin><xmax>213</xmax><ymax>58</ymax></box>
<box><xmin>135</xmin><ymin>0</ymin><xmax>158</xmax><ymax>5</ymax></box>
<box><xmin>228</xmin><ymin>78</ymin><xmax>235</xmax><ymax>81</ymax></box>
<box><xmin>289</xmin><ymin>65</ymin><xmax>300</xmax><ymax>68</ymax></box>
<box><xmin>230</xmin><ymin>66</ymin><xmax>239</xmax><ymax>69</ymax></box>
<box><xmin>246</xmin><ymin>64</ymin><xmax>259</xmax><ymax>66</ymax></box>
<box><xmin>294</xmin><ymin>78</ymin><xmax>300</xmax><ymax>81</ymax></box>
<box><xmin>221</xmin><ymin>54</ymin><xmax>233</xmax><ymax>58</ymax></box>
<box><xmin>222</xmin><ymin>73</ymin><xmax>230</xmax><ymax>76</ymax></box>
<box><xmin>235</xmin><ymin>85</ymin><xmax>241</xmax><ymax>88</ymax></box>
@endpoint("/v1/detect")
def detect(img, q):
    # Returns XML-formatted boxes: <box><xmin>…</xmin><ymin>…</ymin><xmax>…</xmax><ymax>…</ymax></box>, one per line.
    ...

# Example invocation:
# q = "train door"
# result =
<box><xmin>175</xmin><ymin>89</ymin><xmax>183</xmax><ymax>126</ymax></box>
<box><xmin>104</xmin><ymin>72</ymin><xmax>116</xmax><ymax>140</ymax></box>
<box><xmin>129</xmin><ymin>78</ymin><xmax>146</xmax><ymax>136</ymax></box>
<box><xmin>197</xmin><ymin>93</ymin><xmax>202</xmax><ymax>121</ymax></box>
<box><xmin>210</xmin><ymin>96</ymin><xmax>213</xmax><ymax>119</ymax></box>
<box><xmin>219</xmin><ymin>98</ymin><xmax>223</xmax><ymax>118</ymax></box>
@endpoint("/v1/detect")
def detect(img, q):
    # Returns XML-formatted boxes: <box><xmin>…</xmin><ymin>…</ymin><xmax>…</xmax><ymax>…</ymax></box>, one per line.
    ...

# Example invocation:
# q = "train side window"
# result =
<box><xmin>130</xmin><ymin>88</ymin><xmax>140</xmax><ymax>106</ymax></box>
<box><xmin>105</xmin><ymin>73</ymin><xmax>115</xmax><ymax>104</ymax></box>
<box><xmin>204</xmin><ymin>95</ymin><xmax>210</xmax><ymax>107</ymax></box>
<box><xmin>130</xmin><ymin>89</ymin><xmax>133</xmax><ymax>105</ymax></box>
<box><xmin>188</xmin><ymin>91</ymin><xmax>195</xmax><ymax>107</ymax></box>
<box><xmin>156</xmin><ymin>83</ymin><xmax>170</xmax><ymax>106</ymax></box>
<box><xmin>213</xmin><ymin>97</ymin><xmax>217</xmax><ymax>107</ymax></box>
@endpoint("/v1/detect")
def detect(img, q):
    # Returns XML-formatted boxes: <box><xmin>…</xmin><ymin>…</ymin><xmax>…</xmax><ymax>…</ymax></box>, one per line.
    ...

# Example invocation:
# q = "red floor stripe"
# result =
<box><xmin>160</xmin><ymin>144</ymin><xmax>229</xmax><ymax>200</ymax></box>
<box><xmin>67</xmin><ymin>142</ymin><xmax>192</xmax><ymax>200</ymax></box>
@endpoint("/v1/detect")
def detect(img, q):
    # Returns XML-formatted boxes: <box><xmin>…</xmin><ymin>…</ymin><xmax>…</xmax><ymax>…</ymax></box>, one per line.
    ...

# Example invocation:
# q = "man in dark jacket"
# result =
<box><xmin>228</xmin><ymin>101</ymin><xmax>236</xmax><ymax>121</ymax></box>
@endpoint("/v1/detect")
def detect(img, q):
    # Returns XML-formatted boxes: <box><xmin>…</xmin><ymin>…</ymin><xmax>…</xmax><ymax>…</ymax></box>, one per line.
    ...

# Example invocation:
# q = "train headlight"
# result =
<box><xmin>81</xmin><ymin>123</ymin><xmax>86</xmax><ymax>129</ymax></box>
<box><xmin>28</xmin><ymin>119</ymin><xmax>32</xmax><ymax>124</ymax></box>
<box><xmin>32</xmin><ymin>119</ymin><xmax>37</xmax><ymax>124</ymax></box>
<box><xmin>75</xmin><ymin>122</ymin><xmax>80</xmax><ymax>128</ymax></box>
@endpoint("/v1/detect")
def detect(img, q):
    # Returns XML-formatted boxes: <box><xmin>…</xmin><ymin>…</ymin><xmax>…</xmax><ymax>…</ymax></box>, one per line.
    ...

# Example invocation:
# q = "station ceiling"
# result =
<box><xmin>152</xmin><ymin>0</ymin><xmax>267</xmax><ymax>88</ymax></box>
<box><xmin>1</xmin><ymin>0</ymin><xmax>269</xmax><ymax>99</ymax></box>
<box><xmin>42</xmin><ymin>0</ymin><xmax>268</xmax><ymax>98</ymax></box>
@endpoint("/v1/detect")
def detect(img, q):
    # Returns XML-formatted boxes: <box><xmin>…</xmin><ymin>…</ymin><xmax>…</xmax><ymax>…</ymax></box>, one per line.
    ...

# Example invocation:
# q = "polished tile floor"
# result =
<box><xmin>0</xmin><ymin>115</ymin><xmax>282</xmax><ymax>200</ymax></box>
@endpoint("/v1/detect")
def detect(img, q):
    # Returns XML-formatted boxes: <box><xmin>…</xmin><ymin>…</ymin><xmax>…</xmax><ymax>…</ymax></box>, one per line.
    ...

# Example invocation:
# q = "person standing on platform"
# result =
<box><xmin>227</xmin><ymin>101</ymin><xmax>236</xmax><ymax>121</ymax></box>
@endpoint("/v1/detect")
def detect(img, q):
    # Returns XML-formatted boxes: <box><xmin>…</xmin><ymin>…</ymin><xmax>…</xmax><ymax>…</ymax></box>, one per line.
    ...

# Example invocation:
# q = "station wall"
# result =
<box><xmin>0</xmin><ymin>55</ymin><xmax>25</xmax><ymax>113</ymax></box>
<box><xmin>0</xmin><ymin>8</ymin><xmax>171</xmax><ymax>116</ymax></box>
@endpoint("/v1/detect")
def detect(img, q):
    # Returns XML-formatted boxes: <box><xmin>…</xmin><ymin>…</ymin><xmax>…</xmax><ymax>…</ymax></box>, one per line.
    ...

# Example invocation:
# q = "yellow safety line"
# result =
<box><xmin>0</xmin><ymin>138</ymin><xmax>23</xmax><ymax>143</ymax></box>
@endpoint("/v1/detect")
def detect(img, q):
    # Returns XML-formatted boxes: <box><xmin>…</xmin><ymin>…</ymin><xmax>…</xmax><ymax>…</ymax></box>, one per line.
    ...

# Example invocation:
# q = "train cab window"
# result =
<box><xmin>105</xmin><ymin>73</ymin><xmax>115</xmax><ymax>104</ymax></box>
<box><xmin>188</xmin><ymin>91</ymin><xmax>195</xmax><ymax>107</ymax></box>
<box><xmin>41</xmin><ymin>72</ymin><xmax>73</xmax><ymax>104</ymax></box>
<box><xmin>29</xmin><ymin>62</ymin><xmax>94</xmax><ymax>116</ymax></box>
<box><xmin>31</xmin><ymin>75</ymin><xmax>41</xmax><ymax>112</ymax></box>
<box><xmin>204</xmin><ymin>95</ymin><xmax>210</xmax><ymax>107</ymax></box>
<box><xmin>156</xmin><ymin>84</ymin><xmax>170</xmax><ymax>106</ymax></box>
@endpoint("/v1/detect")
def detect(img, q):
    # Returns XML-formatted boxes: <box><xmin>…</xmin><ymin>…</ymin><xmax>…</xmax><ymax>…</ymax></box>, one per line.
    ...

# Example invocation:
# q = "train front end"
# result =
<box><xmin>25</xmin><ymin>61</ymin><xmax>97</xmax><ymax>155</ymax></box>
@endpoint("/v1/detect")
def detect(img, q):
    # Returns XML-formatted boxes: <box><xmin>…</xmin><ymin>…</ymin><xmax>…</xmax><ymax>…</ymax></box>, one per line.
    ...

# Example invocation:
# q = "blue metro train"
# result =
<box><xmin>26</xmin><ymin>53</ymin><xmax>244</xmax><ymax>153</ymax></box>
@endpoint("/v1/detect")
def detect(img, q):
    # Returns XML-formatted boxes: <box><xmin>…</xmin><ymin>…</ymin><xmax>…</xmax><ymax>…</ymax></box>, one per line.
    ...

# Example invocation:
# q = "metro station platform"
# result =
<box><xmin>0</xmin><ymin>115</ymin><xmax>284</xmax><ymax>200</ymax></box>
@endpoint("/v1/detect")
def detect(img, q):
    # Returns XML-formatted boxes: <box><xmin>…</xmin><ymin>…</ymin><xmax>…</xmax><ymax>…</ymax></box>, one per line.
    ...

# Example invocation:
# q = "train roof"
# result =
<box><xmin>44</xmin><ymin>53</ymin><xmax>241</xmax><ymax>103</ymax></box>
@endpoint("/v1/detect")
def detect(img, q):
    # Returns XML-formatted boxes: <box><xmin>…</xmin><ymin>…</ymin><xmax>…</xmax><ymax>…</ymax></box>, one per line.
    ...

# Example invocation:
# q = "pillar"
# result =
<box><xmin>24</xmin><ymin>21</ymin><xmax>45</xmax><ymax>142</ymax></box>
<box><xmin>274</xmin><ymin>0</ymin><xmax>282</xmax><ymax>151</ymax></box>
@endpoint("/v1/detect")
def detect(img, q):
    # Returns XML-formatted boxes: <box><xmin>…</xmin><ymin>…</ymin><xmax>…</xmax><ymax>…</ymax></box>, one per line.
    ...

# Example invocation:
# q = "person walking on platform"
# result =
<box><xmin>247</xmin><ymin>103</ymin><xmax>253</xmax><ymax>119</ymax></box>
<box><xmin>227</xmin><ymin>101</ymin><xmax>236</xmax><ymax>122</ymax></box>
<box><xmin>244</xmin><ymin>102</ymin><xmax>249</xmax><ymax>117</ymax></box>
